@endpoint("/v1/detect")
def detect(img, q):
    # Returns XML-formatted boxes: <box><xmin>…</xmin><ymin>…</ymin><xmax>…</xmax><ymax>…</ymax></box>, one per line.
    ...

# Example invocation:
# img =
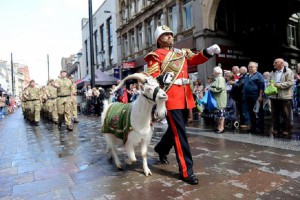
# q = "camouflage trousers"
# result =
<box><xmin>71</xmin><ymin>96</ymin><xmax>77</xmax><ymax>119</ymax></box>
<box><xmin>57</xmin><ymin>96</ymin><xmax>72</xmax><ymax>126</ymax></box>
<box><xmin>28</xmin><ymin>100</ymin><xmax>41</xmax><ymax>122</ymax></box>
<box><xmin>45</xmin><ymin>99</ymin><xmax>58</xmax><ymax>122</ymax></box>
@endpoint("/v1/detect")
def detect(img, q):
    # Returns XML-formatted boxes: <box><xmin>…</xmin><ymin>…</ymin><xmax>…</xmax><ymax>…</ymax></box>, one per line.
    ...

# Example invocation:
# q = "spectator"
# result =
<box><xmin>232</xmin><ymin>66</ymin><xmax>249</xmax><ymax>128</ymax></box>
<box><xmin>205</xmin><ymin>76</ymin><xmax>213</xmax><ymax>92</ymax></box>
<box><xmin>130</xmin><ymin>83</ymin><xmax>139</xmax><ymax>102</ymax></box>
<box><xmin>210</xmin><ymin>66</ymin><xmax>227</xmax><ymax>133</ymax></box>
<box><xmin>244</xmin><ymin>61</ymin><xmax>265</xmax><ymax>134</ymax></box>
<box><xmin>269</xmin><ymin>58</ymin><xmax>294</xmax><ymax>138</ymax></box>
<box><xmin>232</xmin><ymin>66</ymin><xmax>240</xmax><ymax>82</ymax></box>
<box><xmin>193</xmin><ymin>80</ymin><xmax>204</xmax><ymax>100</ymax></box>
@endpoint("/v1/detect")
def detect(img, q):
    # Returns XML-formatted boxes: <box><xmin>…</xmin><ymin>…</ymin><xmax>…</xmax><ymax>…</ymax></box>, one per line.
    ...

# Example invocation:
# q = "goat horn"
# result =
<box><xmin>112</xmin><ymin>73</ymin><xmax>149</xmax><ymax>93</ymax></box>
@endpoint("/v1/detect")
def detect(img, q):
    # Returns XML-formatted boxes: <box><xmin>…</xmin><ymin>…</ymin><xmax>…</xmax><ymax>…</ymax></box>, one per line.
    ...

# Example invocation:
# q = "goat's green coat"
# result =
<box><xmin>101</xmin><ymin>102</ymin><xmax>132</xmax><ymax>144</ymax></box>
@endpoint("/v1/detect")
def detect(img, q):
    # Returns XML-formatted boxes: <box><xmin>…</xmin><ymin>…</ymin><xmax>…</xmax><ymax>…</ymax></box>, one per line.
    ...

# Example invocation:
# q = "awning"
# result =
<box><xmin>77</xmin><ymin>69</ymin><xmax>118</xmax><ymax>88</ymax></box>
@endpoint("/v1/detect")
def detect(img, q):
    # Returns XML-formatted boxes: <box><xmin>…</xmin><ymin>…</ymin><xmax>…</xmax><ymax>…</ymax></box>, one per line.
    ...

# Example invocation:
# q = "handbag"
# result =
<box><xmin>199</xmin><ymin>91</ymin><xmax>217</xmax><ymax>111</ymax></box>
<box><xmin>264</xmin><ymin>82</ymin><xmax>278</xmax><ymax>96</ymax></box>
<box><xmin>206</xmin><ymin>91</ymin><xmax>218</xmax><ymax>111</ymax></box>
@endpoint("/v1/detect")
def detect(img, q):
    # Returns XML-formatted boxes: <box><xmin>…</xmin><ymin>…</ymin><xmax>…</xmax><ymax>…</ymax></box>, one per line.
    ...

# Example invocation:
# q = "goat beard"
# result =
<box><xmin>154</xmin><ymin>102</ymin><xmax>167</xmax><ymax>120</ymax></box>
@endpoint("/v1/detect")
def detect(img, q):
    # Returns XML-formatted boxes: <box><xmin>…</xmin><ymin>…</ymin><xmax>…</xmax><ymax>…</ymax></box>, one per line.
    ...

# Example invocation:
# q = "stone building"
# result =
<box><xmin>116</xmin><ymin>0</ymin><xmax>300</xmax><ymax>82</ymax></box>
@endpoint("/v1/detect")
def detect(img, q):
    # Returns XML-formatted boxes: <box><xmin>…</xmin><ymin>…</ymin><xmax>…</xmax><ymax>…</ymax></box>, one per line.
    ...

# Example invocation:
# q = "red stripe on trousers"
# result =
<box><xmin>167</xmin><ymin>110</ymin><xmax>188</xmax><ymax>178</ymax></box>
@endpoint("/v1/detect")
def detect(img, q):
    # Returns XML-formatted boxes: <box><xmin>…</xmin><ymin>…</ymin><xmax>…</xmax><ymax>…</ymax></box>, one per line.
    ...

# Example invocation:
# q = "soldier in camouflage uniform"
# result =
<box><xmin>52</xmin><ymin>70</ymin><xmax>73</xmax><ymax>131</ymax></box>
<box><xmin>69</xmin><ymin>76</ymin><xmax>79</xmax><ymax>123</ymax></box>
<box><xmin>45</xmin><ymin>79</ymin><xmax>58</xmax><ymax>123</ymax></box>
<box><xmin>24</xmin><ymin>80</ymin><xmax>41</xmax><ymax>125</ymax></box>
<box><xmin>20</xmin><ymin>87</ymin><xmax>28</xmax><ymax>119</ymax></box>
<box><xmin>40</xmin><ymin>86</ymin><xmax>48</xmax><ymax>120</ymax></box>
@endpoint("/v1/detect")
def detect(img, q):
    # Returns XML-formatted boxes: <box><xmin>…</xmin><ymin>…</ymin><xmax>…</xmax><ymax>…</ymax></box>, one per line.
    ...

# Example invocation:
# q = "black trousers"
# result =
<box><xmin>270</xmin><ymin>98</ymin><xmax>292</xmax><ymax>132</ymax></box>
<box><xmin>245</xmin><ymin>97</ymin><xmax>264</xmax><ymax>132</ymax></box>
<box><xmin>154</xmin><ymin>109</ymin><xmax>193</xmax><ymax>178</ymax></box>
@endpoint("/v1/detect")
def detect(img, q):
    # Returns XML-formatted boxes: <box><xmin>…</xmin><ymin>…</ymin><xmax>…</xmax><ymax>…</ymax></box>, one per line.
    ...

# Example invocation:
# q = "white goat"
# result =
<box><xmin>101</xmin><ymin>73</ymin><xmax>167</xmax><ymax>176</ymax></box>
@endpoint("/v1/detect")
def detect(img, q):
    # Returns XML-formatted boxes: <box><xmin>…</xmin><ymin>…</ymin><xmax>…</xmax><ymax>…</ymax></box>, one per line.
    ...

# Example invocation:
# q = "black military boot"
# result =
<box><xmin>73</xmin><ymin>118</ymin><xmax>79</xmax><ymax>123</ymax></box>
<box><xmin>58</xmin><ymin>121</ymin><xmax>62</xmax><ymax>129</ymax></box>
<box><xmin>67</xmin><ymin>125</ymin><xmax>73</xmax><ymax>131</ymax></box>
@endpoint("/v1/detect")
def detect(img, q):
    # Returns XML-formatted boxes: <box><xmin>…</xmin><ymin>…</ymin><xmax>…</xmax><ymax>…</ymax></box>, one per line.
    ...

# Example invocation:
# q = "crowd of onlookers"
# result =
<box><xmin>0</xmin><ymin>95</ymin><xmax>20</xmax><ymax>118</ymax></box>
<box><xmin>192</xmin><ymin>59</ymin><xmax>300</xmax><ymax>138</ymax></box>
<box><xmin>81</xmin><ymin>81</ymin><xmax>141</xmax><ymax>117</ymax></box>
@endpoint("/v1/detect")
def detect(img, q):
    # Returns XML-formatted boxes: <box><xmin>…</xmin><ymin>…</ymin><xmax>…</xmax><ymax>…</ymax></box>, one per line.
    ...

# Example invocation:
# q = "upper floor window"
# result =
<box><xmin>123</xmin><ymin>34</ymin><xmax>128</xmax><ymax>57</ymax></box>
<box><xmin>156</xmin><ymin>12</ymin><xmax>164</xmax><ymax>27</ymax></box>
<box><xmin>147</xmin><ymin>20</ymin><xmax>154</xmax><ymax>46</ymax></box>
<box><xmin>121</xmin><ymin>1</ymin><xmax>127</xmax><ymax>23</ymax></box>
<box><xmin>107</xmin><ymin>18</ymin><xmax>113</xmax><ymax>65</ymax></box>
<box><xmin>130</xmin><ymin>30</ymin><xmax>135</xmax><ymax>54</ymax></box>
<box><xmin>129</xmin><ymin>0</ymin><xmax>135</xmax><ymax>18</ymax></box>
<box><xmin>137</xmin><ymin>25</ymin><xmax>143</xmax><ymax>51</ymax></box>
<box><xmin>168</xmin><ymin>5</ymin><xmax>178</xmax><ymax>34</ymax></box>
<box><xmin>100</xmin><ymin>25</ymin><xmax>106</xmax><ymax>67</ymax></box>
<box><xmin>137</xmin><ymin>0</ymin><xmax>143</xmax><ymax>13</ymax></box>
<box><xmin>183</xmin><ymin>0</ymin><xmax>193</xmax><ymax>30</ymax></box>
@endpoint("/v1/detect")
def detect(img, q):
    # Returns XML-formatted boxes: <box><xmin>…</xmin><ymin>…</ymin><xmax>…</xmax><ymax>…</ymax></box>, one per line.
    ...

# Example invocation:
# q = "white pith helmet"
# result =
<box><xmin>154</xmin><ymin>25</ymin><xmax>174</xmax><ymax>47</ymax></box>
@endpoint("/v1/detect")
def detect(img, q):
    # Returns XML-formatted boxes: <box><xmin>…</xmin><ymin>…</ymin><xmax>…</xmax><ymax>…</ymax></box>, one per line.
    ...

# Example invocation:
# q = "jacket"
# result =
<box><xmin>144</xmin><ymin>48</ymin><xmax>211</xmax><ymax>110</ymax></box>
<box><xmin>269</xmin><ymin>67</ymin><xmax>294</xmax><ymax>100</ymax></box>
<box><xmin>210</xmin><ymin>75</ymin><xmax>227</xmax><ymax>109</ymax></box>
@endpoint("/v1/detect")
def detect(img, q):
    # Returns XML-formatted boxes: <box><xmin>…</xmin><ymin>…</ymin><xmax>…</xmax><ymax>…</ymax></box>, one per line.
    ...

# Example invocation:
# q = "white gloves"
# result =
<box><xmin>206</xmin><ymin>44</ymin><xmax>221</xmax><ymax>55</ymax></box>
<box><xmin>163</xmin><ymin>72</ymin><xmax>174</xmax><ymax>84</ymax></box>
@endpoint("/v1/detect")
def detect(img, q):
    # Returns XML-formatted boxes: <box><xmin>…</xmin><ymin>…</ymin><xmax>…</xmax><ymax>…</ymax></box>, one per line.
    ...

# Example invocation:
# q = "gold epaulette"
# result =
<box><xmin>144</xmin><ymin>51</ymin><xmax>161</xmax><ymax>62</ymax></box>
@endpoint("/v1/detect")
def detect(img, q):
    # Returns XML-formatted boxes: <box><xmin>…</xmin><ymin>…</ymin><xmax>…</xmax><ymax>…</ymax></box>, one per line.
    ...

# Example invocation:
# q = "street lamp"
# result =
<box><xmin>88</xmin><ymin>0</ymin><xmax>95</xmax><ymax>88</ymax></box>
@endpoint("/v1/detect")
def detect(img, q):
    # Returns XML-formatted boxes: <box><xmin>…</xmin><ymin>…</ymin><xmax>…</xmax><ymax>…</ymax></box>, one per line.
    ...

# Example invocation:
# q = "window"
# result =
<box><xmin>123</xmin><ymin>34</ymin><xmax>128</xmax><ymax>57</ymax></box>
<box><xmin>129</xmin><ymin>0</ymin><xmax>135</xmax><ymax>18</ymax></box>
<box><xmin>94</xmin><ymin>30</ymin><xmax>99</xmax><ymax>69</ymax></box>
<box><xmin>107</xmin><ymin>17</ymin><xmax>113</xmax><ymax>65</ymax></box>
<box><xmin>287</xmin><ymin>24</ymin><xmax>297</xmax><ymax>47</ymax></box>
<box><xmin>84</xmin><ymin>40</ymin><xmax>89</xmax><ymax>74</ymax></box>
<box><xmin>168</xmin><ymin>5</ymin><xmax>178</xmax><ymax>34</ymax></box>
<box><xmin>138</xmin><ymin>25</ymin><xmax>143</xmax><ymax>50</ymax></box>
<box><xmin>100</xmin><ymin>25</ymin><xmax>106</xmax><ymax>68</ymax></box>
<box><xmin>156</xmin><ymin>12</ymin><xmax>164</xmax><ymax>27</ymax></box>
<box><xmin>137</xmin><ymin>0</ymin><xmax>142</xmax><ymax>13</ymax></box>
<box><xmin>147</xmin><ymin>20</ymin><xmax>153</xmax><ymax>46</ymax></box>
<box><xmin>130</xmin><ymin>30</ymin><xmax>135</xmax><ymax>54</ymax></box>
<box><xmin>183</xmin><ymin>0</ymin><xmax>193</xmax><ymax>29</ymax></box>
<box><xmin>121</xmin><ymin>1</ymin><xmax>127</xmax><ymax>24</ymax></box>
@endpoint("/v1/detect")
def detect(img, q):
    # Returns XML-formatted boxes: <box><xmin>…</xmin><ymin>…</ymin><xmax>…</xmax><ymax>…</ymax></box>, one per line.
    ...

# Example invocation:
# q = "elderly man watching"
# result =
<box><xmin>269</xmin><ymin>58</ymin><xmax>294</xmax><ymax>138</ymax></box>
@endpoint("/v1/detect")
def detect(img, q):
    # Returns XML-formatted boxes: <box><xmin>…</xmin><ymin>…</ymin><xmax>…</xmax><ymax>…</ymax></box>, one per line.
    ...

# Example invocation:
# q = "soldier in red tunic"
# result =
<box><xmin>144</xmin><ymin>25</ymin><xmax>221</xmax><ymax>185</ymax></box>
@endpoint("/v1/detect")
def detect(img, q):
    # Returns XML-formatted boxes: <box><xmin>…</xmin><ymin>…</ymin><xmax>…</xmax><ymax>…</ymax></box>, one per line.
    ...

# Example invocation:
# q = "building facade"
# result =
<box><xmin>116</xmin><ymin>0</ymin><xmax>300</xmax><ymax>82</ymax></box>
<box><xmin>81</xmin><ymin>0</ymin><xmax>118</xmax><ymax>80</ymax></box>
<box><xmin>0</xmin><ymin>60</ymin><xmax>8</xmax><ymax>91</ymax></box>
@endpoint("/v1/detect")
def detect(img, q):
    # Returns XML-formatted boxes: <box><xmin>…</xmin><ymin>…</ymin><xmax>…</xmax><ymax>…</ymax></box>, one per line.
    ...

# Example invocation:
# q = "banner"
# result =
<box><xmin>122</xmin><ymin>62</ymin><xmax>135</xmax><ymax>69</ymax></box>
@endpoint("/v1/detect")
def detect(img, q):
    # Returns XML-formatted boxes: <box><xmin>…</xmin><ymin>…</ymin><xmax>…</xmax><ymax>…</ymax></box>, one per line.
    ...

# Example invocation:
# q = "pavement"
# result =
<box><xmin>0</xmin><ymin>109</ymin><xmax>300</xmax><ymax>200</ymax></box>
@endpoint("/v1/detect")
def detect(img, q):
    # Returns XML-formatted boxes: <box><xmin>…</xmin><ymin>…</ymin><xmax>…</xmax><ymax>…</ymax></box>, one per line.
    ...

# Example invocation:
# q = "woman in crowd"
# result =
<box><xmin>210</xmin><ymin>66</ymin><xmax>227</xmax><ymax>133</ymax></box>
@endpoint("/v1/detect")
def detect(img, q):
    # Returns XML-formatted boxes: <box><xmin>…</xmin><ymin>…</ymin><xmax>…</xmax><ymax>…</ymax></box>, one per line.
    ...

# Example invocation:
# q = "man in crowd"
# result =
<box><xmin>45</xmin><ymin>79</ymin><xmax>58</xmax><ymax>124</ymax></box>
<box><xmin>269</xmin><ymin>58</ymin><xmax>294</xmax><ymax>138</ymax></box>
<box><xmin>243</xmin><ymin>62</ymin><xmax>265</xmax><ymax>134</ymax></box>
<box><xmin>144</xmin><ymin>25</ymin><xmax>220</xmax><ymax>185</ymax></box>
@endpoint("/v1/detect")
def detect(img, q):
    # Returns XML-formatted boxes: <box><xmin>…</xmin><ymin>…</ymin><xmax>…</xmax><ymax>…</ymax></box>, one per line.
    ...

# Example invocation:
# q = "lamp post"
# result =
<box><xmin>88</xmin><ymin>0</ymin><xmax>95</xmax><ymax>88</ymax></box>
<box><xmin>10</xmin><ymin>53</ymin><xmax>15</xmax><ymax>96</ymax></box>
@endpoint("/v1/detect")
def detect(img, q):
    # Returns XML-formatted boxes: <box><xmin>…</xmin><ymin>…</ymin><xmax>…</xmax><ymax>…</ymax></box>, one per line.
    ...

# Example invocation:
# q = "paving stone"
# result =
<box><xmin>25</xmin><ymin>188</ymin><xmax>74</xmax><ymax>200</ymax></box>
<box><xmin>12</xmin><ymin>174</ymin><xmax>75</xmax><ymax>198</ymax></box>
<box><xmin>223</xmin><ymin>169</ymin><xmax>290</xmax><ymax>195</ymax></box>
<box><xmin>0</xmin><ymin>172</ymin><xmax>34</xmax><ymax>188</ymax></box>
<box><xmin>0</xmin><ymin>167</ymin><xmax>18</xmax><ymax>177</ymax></box>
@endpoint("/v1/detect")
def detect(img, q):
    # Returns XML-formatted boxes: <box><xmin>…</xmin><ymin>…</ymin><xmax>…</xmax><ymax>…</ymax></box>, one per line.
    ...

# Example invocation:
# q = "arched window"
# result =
<box><xmin>129</xmin><ymin>0</ymin><xmax>136</xmax><ymax>18</ymax></box>
<box><xmin>121</xmin><ymin>1</ymin><xmax>127</xmax><ymax>23</ymax></box>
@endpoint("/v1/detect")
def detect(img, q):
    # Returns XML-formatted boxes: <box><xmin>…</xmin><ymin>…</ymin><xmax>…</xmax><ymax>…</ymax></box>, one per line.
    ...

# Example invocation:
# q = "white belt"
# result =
<box><xmin>173</xmin><ymin>78</ymin><xmax>190</xmax><ymax>85</ymax></box>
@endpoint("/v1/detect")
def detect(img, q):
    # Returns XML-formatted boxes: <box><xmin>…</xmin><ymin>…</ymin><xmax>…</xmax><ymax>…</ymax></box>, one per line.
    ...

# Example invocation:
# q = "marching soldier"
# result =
<box><xmin>40</xmin><ymin>86</ymin><xmax>48</xmax><ymax>120</ymax></box>
<box><xmin>24</xmin><ymin>80</ymin><xmax>41</xmax><ymax>125</ymax></box>
<box><xmin>144</xmin><ymin>25</ymin><xmax>221</xmax><ymax>185</ymax></box>
<box><xmin>52</xmin><ymin>70</ymin><xmax>73</xmax><ymax>131</ymax></box>
<box><xmin>45</xmin><ymin>79</ymin><xmax>58</xmax><ymax>123</ymax></box>
<box><xmin>69</xmin><ymin>76</ymin><xmax>79</xmax><ymax>123</ymax></box>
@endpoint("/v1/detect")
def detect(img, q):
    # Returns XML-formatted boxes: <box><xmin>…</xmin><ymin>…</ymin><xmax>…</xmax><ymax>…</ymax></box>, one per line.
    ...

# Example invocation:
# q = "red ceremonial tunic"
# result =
<box><xmin>144</xmin><ymin>48</ymin><xmax>210</xmax><ymax>110</ymax></box>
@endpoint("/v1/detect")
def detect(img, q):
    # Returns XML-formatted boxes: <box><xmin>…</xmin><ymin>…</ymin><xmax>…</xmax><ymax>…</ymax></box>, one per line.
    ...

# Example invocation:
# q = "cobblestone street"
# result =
<box><xmin>0</xmin><ymin>109</ymin><xmax>299</xmax><ymax>200</ymax></box>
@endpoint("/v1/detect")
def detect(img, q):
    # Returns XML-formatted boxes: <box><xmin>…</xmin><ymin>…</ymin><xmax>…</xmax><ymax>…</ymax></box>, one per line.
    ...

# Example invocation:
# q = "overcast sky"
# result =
<box><xmin>0</xmin><ymin>0</ymin><xmax>104</xmax><ymax>85</ymax></box>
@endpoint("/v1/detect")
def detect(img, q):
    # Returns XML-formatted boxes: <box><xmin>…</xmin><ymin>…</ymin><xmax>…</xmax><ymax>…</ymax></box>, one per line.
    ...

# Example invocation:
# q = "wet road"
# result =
<box><xmin>0</xmin><ymin>109</ymin><xmax>299</xmax><ymax>199</ymax></box>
